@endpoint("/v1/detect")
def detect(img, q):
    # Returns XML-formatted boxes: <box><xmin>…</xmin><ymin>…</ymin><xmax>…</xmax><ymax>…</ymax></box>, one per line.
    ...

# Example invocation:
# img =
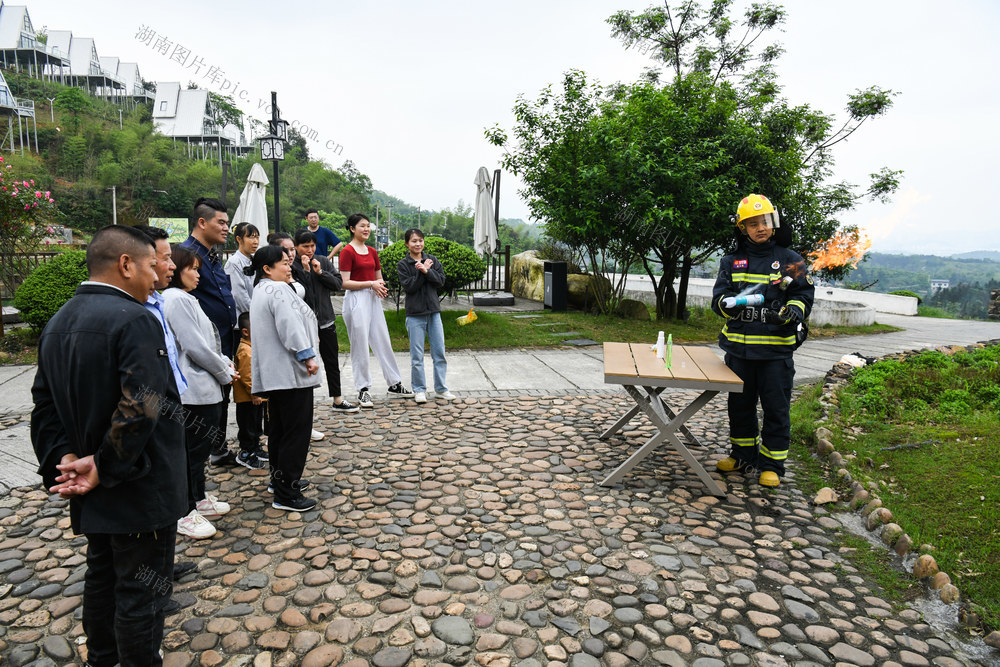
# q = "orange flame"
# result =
<box><xmin>808</xmin><ymin>230</ymin><xmax>872</xmax><ymax>272</ymax></box>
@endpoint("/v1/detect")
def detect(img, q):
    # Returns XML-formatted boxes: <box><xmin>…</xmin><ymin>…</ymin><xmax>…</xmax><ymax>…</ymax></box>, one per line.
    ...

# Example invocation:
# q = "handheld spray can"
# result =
<box><xmin>722</xmin><ymin>293</ymin><xmax>764</xmax><ymax>309</ymax></box>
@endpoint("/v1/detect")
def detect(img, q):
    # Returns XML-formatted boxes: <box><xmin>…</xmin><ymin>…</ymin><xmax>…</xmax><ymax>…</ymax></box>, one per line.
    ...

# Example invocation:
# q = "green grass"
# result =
<box><xmin>788</xmin><ymin>382</ymin><xmax>830</xmax><ymax>497</ymax></box>
<box><xmin>917</xmin><ymin>305</ymin><xmax>956</xmax><ymax>318</ymax></box>
<box><xmin>791</xmin><ymin>346</ymin><xmax>1000</xmax><ymax>630</ymax></box>
<box><xmin>332</xmin><ymin>306</ymin><xmax>901</xmax><ymax>353</ymax></box>
<box><xmin>836</xmin><ymin>533</ymin><xmax>920</xmax><ymax>604</ymax></box>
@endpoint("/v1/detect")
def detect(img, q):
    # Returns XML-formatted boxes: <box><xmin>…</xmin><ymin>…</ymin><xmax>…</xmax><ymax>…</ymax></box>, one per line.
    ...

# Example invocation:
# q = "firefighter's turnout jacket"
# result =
<box><xmin>711</xmin><ymin>238</ymin><xmax>814</xmax><ymax>360</ymax></box>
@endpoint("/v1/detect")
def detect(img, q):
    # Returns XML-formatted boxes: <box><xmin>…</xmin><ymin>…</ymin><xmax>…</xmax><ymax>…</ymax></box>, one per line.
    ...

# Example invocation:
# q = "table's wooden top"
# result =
<box><xmin>603</xmin><ymin>342</ymin><xmax>743</xmax><ymax>392</ymax></box>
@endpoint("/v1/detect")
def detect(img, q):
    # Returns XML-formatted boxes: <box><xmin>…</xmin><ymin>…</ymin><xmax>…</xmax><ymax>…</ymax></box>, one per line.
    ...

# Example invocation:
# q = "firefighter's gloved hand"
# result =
<box><xmin>779</xmin><ymin>306</ymin><xmax>803</xmax><ymax>324</ymax></box>
<box><xmin>762</xmin><ymin>309</ymin><xmax>785</xmax><ymax>325</ymax></box>
<box><xmin>720</xmin><ymin>300</ymin><xmax>745</xmax><ymax>318</ymax></box>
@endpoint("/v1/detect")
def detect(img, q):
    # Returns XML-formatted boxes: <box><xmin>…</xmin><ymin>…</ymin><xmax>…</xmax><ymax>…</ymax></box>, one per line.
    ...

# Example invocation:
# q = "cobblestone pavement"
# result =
<box><xmin>0</xmin><ymin>393</ymin><xmax>993</xmax><ymax>667</ymax></box>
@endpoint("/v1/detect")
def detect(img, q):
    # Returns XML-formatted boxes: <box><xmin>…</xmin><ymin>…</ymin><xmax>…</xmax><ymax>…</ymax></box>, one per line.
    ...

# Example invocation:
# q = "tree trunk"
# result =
<box><xmin>646</xmin><ymin>253</ymin><xmax>678</xmax><ymax>320</ymax></box>
<box><xmin>676</xmin><ymin>253</ymin><xmax>692</xmax><ymax>320</ymax></box>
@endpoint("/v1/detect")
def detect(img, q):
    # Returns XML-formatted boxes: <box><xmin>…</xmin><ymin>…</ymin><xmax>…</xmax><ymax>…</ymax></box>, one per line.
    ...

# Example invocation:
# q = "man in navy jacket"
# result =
<box><xmin>180</xmin><ymin>197</ymin><xmax>239</xmax><ymax>464</ymax></box>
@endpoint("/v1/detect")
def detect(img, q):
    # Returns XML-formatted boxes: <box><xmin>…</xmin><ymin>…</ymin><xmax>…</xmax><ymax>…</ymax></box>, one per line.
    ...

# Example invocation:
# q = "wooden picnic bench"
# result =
<box><xmin>600</xmin><ymin>342</ymin><xmax>744</xmax><ymax>495</ymax></box>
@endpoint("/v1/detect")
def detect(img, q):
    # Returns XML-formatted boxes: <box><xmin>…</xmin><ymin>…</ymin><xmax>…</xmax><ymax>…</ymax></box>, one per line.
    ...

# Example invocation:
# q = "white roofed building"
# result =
<box><xmin>0</xmin><ymin>1</ymin><xmax>70</xmax><ymax>80</ymax></box>
<box><xmin>152</xmin><ymin>83</ymin><xmax>252</xmax><ymax>164</ymax></box>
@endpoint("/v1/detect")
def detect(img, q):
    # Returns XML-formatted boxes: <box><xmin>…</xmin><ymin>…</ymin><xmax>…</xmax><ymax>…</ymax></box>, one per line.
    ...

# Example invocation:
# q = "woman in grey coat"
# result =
<box><xmin>163</xmin><ymin>245</ymin><xmax>237</xmax><ymax>540</ymax></box>
<box><xmin>249</xmin><ymin>245</ymin><xmax>321</xmax><ymax>512</ymax></box>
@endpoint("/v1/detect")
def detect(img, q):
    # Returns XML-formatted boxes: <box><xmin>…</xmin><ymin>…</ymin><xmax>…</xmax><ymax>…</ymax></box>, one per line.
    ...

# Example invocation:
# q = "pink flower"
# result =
<box><xmin>45</xmin><ymin>191</ymin><xmax>50</xmax><ymax>198</ymax></box>
<box><xmin>35</xmin><ymin>191</ymin><xmax>42</xmax><ymax>198</ymax></box>
<box><xmin>48</xmin><ymin>199</ymin><xmax>54</xmax><ymax>203</ymax></box>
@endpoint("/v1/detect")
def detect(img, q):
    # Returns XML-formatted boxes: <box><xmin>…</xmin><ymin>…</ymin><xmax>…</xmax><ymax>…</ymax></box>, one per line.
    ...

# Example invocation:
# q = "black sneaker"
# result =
<box><xmin>254</xmin><ymin>446</ymin><xmax>269</xmax><ymax>462</ymax></box>
<box><xmin>236</xmin><ymin>450</ymin><xmax>266</xmax><ymax>470</ymax></box>
<box><xmin>358</xmin><ymin>388</ymin><xmax>374</xmax><ymax>408</ymax></box>
<box><xmin>272</xmin><ymin>495</ymin><xmax>317</xmax><ymax>512</ymax></box>
<box><xmin>387</xmin><ymin>383</ymin><xmax>414</xmax><ymax>399</ymax></box>
<box><xmin>209</xmin><ymin>449</ymin><xmax>237</xmax><ymax>466</ymax></box>
<box><xmin>172</xmin><ymin>561</ymin><xmax>197</xmax><ymax>580</ymax></box>
<box><xmin>332</xmin><ymin>399</ymin><xmax>360</xmax><ymax>414</ymax></box>
<box><xmin>267</xmin><ymin>479</ymin><xmax>312</xmax><ymax>494</ymax></box>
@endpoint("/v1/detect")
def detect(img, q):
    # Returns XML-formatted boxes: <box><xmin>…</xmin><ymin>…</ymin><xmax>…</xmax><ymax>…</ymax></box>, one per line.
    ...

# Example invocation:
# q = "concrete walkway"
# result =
<box><xmin>2</xmin><ymin>313</ymin><xmax>999</xmax><ymax>493</ymax></box>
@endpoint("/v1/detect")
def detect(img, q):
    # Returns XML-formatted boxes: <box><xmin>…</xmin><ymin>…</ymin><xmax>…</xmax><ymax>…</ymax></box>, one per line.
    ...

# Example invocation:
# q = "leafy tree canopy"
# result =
<box><xmin>487</xmin><ymin>0</ymin><xmax>902</xmax><ymax>319</ymax></box>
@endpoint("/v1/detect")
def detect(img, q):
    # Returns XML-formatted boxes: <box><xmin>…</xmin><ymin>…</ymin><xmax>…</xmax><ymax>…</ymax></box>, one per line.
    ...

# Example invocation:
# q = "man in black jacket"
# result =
<box><xmin>31</xmin><ymin>225</ymin><xmax>187</xmax><ymax>667</ymax></box>
<box><xmin>293</xmin><ymin>228</ymin><xmax>359</xmax><ymax>413</ymax></box>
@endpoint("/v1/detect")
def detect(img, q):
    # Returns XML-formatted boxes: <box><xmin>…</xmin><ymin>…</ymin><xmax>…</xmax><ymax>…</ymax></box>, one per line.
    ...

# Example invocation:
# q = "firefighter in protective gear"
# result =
<box><xmin>711</xmin><ymin>194</ymin><xmax>814</xmax><ymax>487</ymax></box>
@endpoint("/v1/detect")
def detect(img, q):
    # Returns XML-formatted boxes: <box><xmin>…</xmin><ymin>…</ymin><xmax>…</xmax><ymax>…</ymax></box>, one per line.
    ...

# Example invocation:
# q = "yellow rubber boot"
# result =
<box><xmin>759</xmin><ymin>471</ymin><xmax>780</xmax><ymax>487</ymax></box>
<box><xmin>716</xmin><ymin>457</ymin><xmax>745</xmax><ymax>473</ymax></box>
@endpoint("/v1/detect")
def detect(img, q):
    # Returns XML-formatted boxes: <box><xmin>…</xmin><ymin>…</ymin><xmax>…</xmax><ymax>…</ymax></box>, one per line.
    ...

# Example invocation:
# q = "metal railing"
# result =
<box><xmin>467</xmin><ymin>245</ymin><xmax>511</xmax><ymax>292</ymax></box>
<box><xmin>0</xmin><ymin>252</ymin><xmax>61</xmax><ymax>299</ymax></box>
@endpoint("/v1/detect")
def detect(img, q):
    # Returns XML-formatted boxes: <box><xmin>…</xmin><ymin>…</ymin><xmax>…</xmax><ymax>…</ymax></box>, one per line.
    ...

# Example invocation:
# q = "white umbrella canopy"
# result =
<box><xmin>232</xmin><ymin>163</ymin><xmax>270</xmax><ymax>232</ymax></box>
<box><xmin>473</xmin><ymin>167</ymin><xmax>497</xmax><ymax>257</ymax></box>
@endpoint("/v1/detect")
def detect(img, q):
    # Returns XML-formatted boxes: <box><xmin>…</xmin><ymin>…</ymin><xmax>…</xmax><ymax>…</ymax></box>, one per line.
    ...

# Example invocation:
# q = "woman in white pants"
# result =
<box><xmin>339</xmin><ymin>213</ymin><xmax>413</xmax><ymax>408</ymax></box>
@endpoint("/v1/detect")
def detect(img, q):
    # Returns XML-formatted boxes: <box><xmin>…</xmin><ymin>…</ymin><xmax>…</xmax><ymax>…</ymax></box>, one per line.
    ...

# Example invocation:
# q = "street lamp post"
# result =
<box><xmin>258</xmin><ymin>91</ymin><xmax>287</xmax><ymax>234</ymax></box>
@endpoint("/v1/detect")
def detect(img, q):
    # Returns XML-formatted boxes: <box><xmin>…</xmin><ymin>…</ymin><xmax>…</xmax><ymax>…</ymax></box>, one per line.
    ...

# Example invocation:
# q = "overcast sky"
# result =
<box><xmin>21</xmin><ymin>0</ymin><xmax>999</xmax><ymax>256</ymax></box>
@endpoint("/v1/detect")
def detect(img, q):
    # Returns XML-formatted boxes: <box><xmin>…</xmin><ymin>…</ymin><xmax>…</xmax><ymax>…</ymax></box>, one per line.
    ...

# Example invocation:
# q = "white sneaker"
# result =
<box><xmin>178</xmin><ymin>510</ymin><xmax>216</xmax><ymax>539</ymax></box>
<box><xmin>414</xmin><ymin>392</ymin><xmax>427</xmax><ymax>404</ymax></box>
<box><xmin>311</xmin><ymin>429</ymin><xmax>325</xmax><ymax>441</ymax></box>
<box><xmin>437</xmin><ymin>391</ymin><xmax>457</xmax><ymax>401</ymax></box>
<box><xmin>195</xmin><ymin>494</ymin><xmax>231</xmax><ymax>518</ymax></box>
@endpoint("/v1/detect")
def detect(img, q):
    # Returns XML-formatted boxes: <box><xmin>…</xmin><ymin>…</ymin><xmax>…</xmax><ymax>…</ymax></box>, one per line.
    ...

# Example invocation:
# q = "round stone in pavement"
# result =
<box><xmin>431</xmin><ymin>616</ymin><xmax>474</xmax><ymax>645</ymax></box>
<box><xmin>613</xmin><ymin>607</ymin><xmax>643</xmax><ymax>624</ymax></box>
<box><xmin>372</xmin><ymin>647</ymin><xmax>412</xmax><ymax>667</ymax></box>
<box><xmin>569</xmin><ymin>654</ymin><xmax>602</xmax><ymax>667</ymax></box>
<box><xmin>42</xmin><ymin>636</ymin><xmax>73</xmax><ymax>661</ymax></box>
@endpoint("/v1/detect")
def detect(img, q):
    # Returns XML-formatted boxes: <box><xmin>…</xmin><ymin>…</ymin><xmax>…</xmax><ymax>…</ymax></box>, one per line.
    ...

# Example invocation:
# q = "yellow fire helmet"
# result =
<box><xmin>734</xmin><ymin>194</ymin><xmax>780</xmax><ymax>233</ymax></box>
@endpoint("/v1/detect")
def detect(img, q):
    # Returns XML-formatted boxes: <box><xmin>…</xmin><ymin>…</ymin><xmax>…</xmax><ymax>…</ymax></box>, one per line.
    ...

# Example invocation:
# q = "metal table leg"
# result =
<box><xmin>600</xmin><ymin>385</ymin><xmax>725</xmax><ymax>496</ymax></box>
<box><xmin>601</xmin><ymin>387</ymin><xmax>700</xmax><ymax>445</ymax></box>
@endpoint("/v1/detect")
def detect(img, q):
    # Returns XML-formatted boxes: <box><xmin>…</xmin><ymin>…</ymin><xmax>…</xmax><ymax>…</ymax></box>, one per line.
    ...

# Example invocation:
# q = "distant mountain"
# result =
<box><xmin>952</xmin><ymin>251</ymin><xmax>1000</xmax><ymax>261</ymax></box>
<box><xmin>843</xmin><ymin>252</ymin><xmax>1000</xmax><ymax>295</ymax></box>
<box><xmin>502</xmin><ymin>219</ymin><xmax>542</xmax><ymax>239</ymax></box>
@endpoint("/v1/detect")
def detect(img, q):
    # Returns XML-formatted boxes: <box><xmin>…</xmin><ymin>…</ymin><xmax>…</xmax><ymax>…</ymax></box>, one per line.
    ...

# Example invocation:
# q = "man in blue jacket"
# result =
<box><xmin>32</xmin><ymin>225</ymin><xmax>187</xmax><ymax>666</ymax></box>
<box><xmin>180</xmin><ymin>197</ymin><xmax>239</xmax><ymax>465</ymax></box>
<box><xmin>711</xmin><ymin>194</ymin><xmax>814</xmax><ymax>488</ymax></box>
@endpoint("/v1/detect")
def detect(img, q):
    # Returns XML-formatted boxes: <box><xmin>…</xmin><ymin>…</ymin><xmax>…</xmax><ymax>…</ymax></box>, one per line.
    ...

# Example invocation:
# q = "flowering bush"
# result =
<box><xmin>0</xmin><ymin>156</ymin><xmax>59</xmax><ymax>298</ymax></box>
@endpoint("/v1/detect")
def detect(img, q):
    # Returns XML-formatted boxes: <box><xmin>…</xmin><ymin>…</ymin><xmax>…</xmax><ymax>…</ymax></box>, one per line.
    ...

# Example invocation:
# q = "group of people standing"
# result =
<box><xmin>30</xmin><ymin>199</ymin><xmax>455</xmax><ymax>666</ymax></box>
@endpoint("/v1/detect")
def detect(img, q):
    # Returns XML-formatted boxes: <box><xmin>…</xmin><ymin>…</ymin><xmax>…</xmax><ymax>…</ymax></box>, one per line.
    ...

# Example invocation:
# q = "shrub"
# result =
<box><xmin>889</xmin><ymin>289</ymin><xmax>922</xmax><ymax>304</ymax></box>
<box><xmin>380</xmin><ymin>237</ymin><xmax>487</xmax><ymax>296</ymax></box>
<box><xmin>535</xmin><ymin>238</ymin><xmax>583</xmax><ymax>274</ymax></box>
<box><xmin>13</xmin><ymin>251</ymin><xmax>88</xmax><ymax>329</ymax></box>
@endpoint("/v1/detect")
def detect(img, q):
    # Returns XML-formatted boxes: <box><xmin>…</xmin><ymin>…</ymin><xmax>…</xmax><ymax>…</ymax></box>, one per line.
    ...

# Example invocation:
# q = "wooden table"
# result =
<box><xmin>600</xmin><ymin>342</ymin><xmax>743</xmax><ymax>495</ymax></box>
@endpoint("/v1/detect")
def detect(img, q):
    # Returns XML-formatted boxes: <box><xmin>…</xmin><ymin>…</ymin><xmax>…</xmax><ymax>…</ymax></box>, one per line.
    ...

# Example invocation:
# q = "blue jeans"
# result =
<box><xmin>406</xmin><ymin>313</ymin><xmax>448</xmax><ymax>393</ymax></box>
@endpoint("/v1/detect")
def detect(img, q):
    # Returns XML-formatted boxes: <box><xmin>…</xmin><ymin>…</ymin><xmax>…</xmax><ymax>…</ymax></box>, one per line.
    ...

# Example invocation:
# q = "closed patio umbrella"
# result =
<box><xmin>232</xmin><ymin>163</ymin><xmax>270</xmax><ymax>233</ymax></box>
<box><xmin>473</xmin><ymin>166</ymin><xmax>497</xmax><ymax>257</ymax></box>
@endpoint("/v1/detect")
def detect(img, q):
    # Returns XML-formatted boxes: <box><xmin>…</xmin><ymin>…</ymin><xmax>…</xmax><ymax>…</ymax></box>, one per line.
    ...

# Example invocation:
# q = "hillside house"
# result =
<box><xmin>0</xmin><ymin>2</ymin><xmax>70</xmax><ymax>80</ymax></box>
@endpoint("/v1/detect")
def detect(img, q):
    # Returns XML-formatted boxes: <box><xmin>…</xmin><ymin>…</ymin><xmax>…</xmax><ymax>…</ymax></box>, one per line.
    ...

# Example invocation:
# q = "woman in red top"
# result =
<box><xmin>339</xmin><ymin>213</ymin><xmax>413</xmax><ymax>408</ymax></box>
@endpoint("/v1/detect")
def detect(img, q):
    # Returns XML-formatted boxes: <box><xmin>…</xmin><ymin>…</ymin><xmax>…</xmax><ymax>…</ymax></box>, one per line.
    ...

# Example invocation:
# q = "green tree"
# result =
<box><xmin>607</xmin><ymin>0</ymin><xmax>900</xmax><ymax>289</ymax></box>
<box><xmin>488</xmin><ymin>0</ymin><xmax>900</xmax><ymax>319</ymax></box>
<box><xmin>0</xmin><ymin>156</ymin><xmax>59</xmax><ymax>332</ymax></box>
<box><xmin>54</xmin><ymin>86</ymin><xmax>90</xmax><ymax>132</ymax></box>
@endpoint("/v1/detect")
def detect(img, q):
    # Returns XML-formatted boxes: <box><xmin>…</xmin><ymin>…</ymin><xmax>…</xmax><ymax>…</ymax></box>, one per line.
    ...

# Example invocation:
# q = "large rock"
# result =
<box><xmin>615</xmin><ymin>299</ymin><xmax>650</xmax><ymax>320</ymax></box>
<box><xmin>510</xmin><ymin>250</ymin><xmax>611</xmax><ymax>309</ymax></box>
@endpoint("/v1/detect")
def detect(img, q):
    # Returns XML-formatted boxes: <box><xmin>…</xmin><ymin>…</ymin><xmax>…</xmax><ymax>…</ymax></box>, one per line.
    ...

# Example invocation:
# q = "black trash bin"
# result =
<box><xmin>543</xmin><ymin>261</ymin><xmax>567</xmax><ymax>311</ymax></box>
